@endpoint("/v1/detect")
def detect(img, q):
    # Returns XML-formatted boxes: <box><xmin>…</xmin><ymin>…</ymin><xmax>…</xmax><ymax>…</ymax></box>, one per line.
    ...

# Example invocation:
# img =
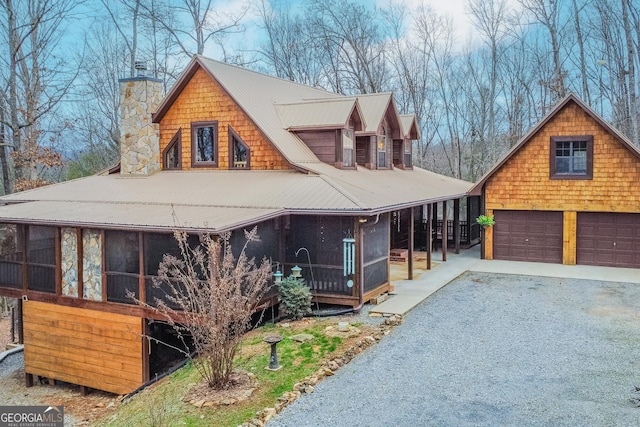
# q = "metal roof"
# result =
<box><xmin>0</xmin><ymin>168</ymin><xmax>472</xmax><ymax>231</ymax></box>
<box><xmin>154</xmin><ymin>57</ymin><xmax>413</xmax><ymax>168</ymax></box>
<box><xmin>400</xmin><ymin>114</ymin><xmax>421</xmax><ymax>139</ymax></box>
<box><xmin>275</xmin><ymin>98</ymin><xmax>364</xmax><ymax>130</ymax></box>
<box><xmin>196</xmin><ymin>56</ymin><xmax>340</xmax><ymax>165</ymax></box>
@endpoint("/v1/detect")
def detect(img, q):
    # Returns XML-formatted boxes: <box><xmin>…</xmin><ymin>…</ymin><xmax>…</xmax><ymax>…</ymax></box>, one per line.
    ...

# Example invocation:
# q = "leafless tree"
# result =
<box><xmin>141</xmin><ymin>0</ymin><xmax>248</xmax><ymax>59</ymax></box>
<box><xmin>0</xmin><ymin>0</ymin><xmax>80</xmax><ymax>193</ymax></box>
<box><xmin>132</xmin><ymin>227</ymin><xmax>272</xmax><ymax>390</ymax></box>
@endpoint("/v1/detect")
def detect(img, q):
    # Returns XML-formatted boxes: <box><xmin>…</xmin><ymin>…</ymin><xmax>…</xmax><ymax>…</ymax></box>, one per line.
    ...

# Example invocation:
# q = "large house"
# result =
<box><xmin>0</xmin><ymin>56</ymin><xmax>471</xmax><ymax>394</ymax></box>
<box><xmin>470</xmin><ymin>93</ymin><xmax>640</xmax><ymax>268</ymax></box>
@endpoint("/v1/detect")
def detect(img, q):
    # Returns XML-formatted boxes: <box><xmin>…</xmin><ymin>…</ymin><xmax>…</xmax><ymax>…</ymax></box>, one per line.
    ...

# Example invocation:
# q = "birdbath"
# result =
<box><xmin>264</xmin><ymin>334</ymin><xmax>283</xmax><ymax>371</ymax></box>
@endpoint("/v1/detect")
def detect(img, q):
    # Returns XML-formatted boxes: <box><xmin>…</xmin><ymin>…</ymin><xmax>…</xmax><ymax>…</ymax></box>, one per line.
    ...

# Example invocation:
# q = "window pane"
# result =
<box><xmin>555</xmin><ymin>157</ymin><xmax>570</xmax><ymax>174</ymax></box>
<box><xmin>166</xmin><ymin>142</ymin><xmax>179</xmax><ymax>168</ymax></box>
<box><xmin>196</xmin><ymin>126</ymin><xmax>215</xmax><ymax>162</ymax></box>
<box><xmin>233</xmin><ymin>137</ymin><xmax>248</xmax><ymax>167</ymax></box>
<box><xmin>573</xmin><ymin>151</ymin><xmax>587</xmax><ymax>173</ymax></box>
<box><xmin>344</xmin><ymin>148</ymin><xmax>353</xmax><ymax>167</ymax></box>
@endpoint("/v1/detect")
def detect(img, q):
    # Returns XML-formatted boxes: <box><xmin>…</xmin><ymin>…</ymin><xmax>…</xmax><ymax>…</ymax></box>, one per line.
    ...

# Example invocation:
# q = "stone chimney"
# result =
<box><xmin>119</xmin><ymin>65</ymin><xmax>163</xmax><ymax>175</ymax></box>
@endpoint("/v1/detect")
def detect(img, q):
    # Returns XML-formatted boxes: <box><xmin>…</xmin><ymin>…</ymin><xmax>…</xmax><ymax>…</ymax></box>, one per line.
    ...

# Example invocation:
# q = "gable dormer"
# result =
<box><xmin>276</xmin><ymin>98</ymin><xmax>365</xmax><ymax>169</ymax></box>
<box><xmin>394</xmin><ymin>115</ymin><xmax>421</xmax><ymax>169</ymax></box>
<box><xmin>353</xmin><ymin>94</ymin><xmax>403</xmax><ymax>169</ymax></box>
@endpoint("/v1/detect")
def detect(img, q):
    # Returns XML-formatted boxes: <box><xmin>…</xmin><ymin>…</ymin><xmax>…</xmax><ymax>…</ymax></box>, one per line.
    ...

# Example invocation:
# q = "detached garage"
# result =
<box><xmin>471</xmin><ymin>94</ymin><xmax>640</xmax><ymax>269</ymax></box>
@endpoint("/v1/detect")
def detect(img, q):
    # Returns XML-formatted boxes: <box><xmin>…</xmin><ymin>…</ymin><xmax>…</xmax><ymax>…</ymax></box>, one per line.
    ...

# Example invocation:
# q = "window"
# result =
<box><xmin>343</xmin><ymin>128</ymin><xmax>354</xmax><ymax>168</ymax></box>
<box><xmin>163</xmin><ymin>129</ymin><xmax>182</xmax><ymax>169</ymax></box>
<box><xmin>550</xmin><ymin>136</ymin><xmax>593</xmax><ymax>179</ymax></box>
<box><xmin>377</xmin><ymin>134</ymin><xmax>387</xmax><ymax>168</ymax></box>
<box><xmin>228</xmin><ymin>126</ymin><xmax>250</xmax><ymax>169</ymax></box>
<box><xmin>404</xmin><ymin>140</ymin><xmax>412</xmax><ymax>167</ymax></box>
<box><xmin>191</xmin><ymin>121</ymin><xmax>218</xmax><ymax>167</ymax></box>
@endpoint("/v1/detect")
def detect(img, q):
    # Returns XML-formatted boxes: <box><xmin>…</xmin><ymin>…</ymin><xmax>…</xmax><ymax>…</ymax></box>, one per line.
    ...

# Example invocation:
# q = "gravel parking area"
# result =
<box><xmin>270</xmin><ymin>272</ymin><xmax>640</xmax><ymax>427</ymax></box>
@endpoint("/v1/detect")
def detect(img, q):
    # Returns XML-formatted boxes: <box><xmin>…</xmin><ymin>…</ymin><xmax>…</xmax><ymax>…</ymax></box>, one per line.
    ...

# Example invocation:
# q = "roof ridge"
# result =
<box><xmin>197</xmin><ymin>55</ymin><xmax>339</xmax><ymax>97</ymax></box>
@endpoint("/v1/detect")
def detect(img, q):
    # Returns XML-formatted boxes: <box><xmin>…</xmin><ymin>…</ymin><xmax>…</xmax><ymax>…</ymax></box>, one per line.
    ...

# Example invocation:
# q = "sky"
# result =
<box><xmin>215</xmin><ymin>0</ymin><xmax>525</xmax><ymax>59</ymax></box>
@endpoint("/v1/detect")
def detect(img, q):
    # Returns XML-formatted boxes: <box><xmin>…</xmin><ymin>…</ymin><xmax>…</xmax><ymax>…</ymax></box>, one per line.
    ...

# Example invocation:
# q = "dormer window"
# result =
<box><xmin>229</xmin><ymin>126</ymin><xmax>250</xmax><ymax>169</ymax></box>
<box><xmin>191</xmin><ymin>121</ymin><xmax>218</xmax><ymax>167</ymax></box>
<box><xmin>404</xmin><ymin>141</ymin><xmax>412</xmax><ymax>167</ymax></box>
<box><xmin>377</xmin><ymin>125</ymin><xmax>387</xmax><ymax>168</ymax></box>
<box><xmin>343</xmin><ymin>128</ymin><xmax>354</xmax><ymax>168</ymax></box>
<box><xmin>163</xmin><ymin>129</ymin><xmax>182</xmax><ymax>170</ymax></box>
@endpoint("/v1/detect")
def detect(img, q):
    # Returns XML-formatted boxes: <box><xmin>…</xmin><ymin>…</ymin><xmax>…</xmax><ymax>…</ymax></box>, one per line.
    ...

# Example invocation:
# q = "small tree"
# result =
<box><xmin>133</xmin><ymin>227</ymin><xmax>272</xmax><ymax>390</ymax></box>
<box><xmin>278</xmin><ymin>275</ymin><xmax>312</xmax><ymax>320</ymax></box>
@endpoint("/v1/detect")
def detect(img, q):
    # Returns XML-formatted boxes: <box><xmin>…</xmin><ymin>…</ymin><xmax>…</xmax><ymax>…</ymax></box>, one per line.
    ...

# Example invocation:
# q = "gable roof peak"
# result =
<box><xmin>468</xmin><ymin>92</ymin><xmax>640</xmax><ymax>195</ymax></box>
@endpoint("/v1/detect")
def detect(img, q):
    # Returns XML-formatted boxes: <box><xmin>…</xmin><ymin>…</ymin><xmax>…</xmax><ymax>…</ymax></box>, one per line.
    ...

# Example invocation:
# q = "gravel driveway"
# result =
<box><xmin>270</xmin><ymin>272</ymin><xmax>640</xmax><ymax>427</ymax></box>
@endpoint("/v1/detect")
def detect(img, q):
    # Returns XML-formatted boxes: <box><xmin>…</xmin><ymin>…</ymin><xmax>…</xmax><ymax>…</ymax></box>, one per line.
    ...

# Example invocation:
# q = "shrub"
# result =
<box><xmin>278</xmin><ymin>276</ymin><xmax>312</xmax><ymax>320</ymax></box>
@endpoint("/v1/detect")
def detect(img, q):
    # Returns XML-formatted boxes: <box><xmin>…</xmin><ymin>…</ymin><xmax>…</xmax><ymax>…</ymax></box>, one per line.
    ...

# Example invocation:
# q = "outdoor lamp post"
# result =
<box><xmin>273</xmin><ymin>270</ymin><xmax>283</xmax><ymax>284</ymax></box>
<box><xmin>291</xmin><ymin>265</ymin><xmax>302</xmax><ymax>278</ymax></box>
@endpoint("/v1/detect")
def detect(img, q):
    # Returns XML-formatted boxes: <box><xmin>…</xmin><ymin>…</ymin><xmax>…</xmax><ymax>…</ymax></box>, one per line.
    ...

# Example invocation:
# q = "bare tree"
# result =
<box><xmin>307</xmin><ymin>0</ymin><xmax>390</xmax><ymax>94</ymax></box>
<box><xmin>133</xmin><ymin>227</ymin><xmax>272</xmax><ymax>390</ymax></box>
<box><xmin>142</xmin><ymin>0</ymin><xmax>248</xmax><ymax>58</ymax></box>
<box><xmin>519</xmin><ymin>0</ymin><xmax>567</xmax><ymax>101</ymax></box>
<box><xmin>0</xmin><ymin>0</ymin><xmax>80</xmax><ymax>192</ymax></box>
<box><xmin>257</xmin><ymin>0</ymin><xmax>324</xmax><ymax>86</ymax></box>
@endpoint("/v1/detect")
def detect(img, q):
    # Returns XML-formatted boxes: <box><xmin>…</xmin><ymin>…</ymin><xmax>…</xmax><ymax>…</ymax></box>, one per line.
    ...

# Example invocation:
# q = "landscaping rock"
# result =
<box><xmin>263</xmin><ymin>407</ymin><xmax>277</xmax><ymax>423</ymax></box>
<box><xmin>290</xmin><ymin>333</ymin><xmax>314</xmax><ymax>343</ymax></box>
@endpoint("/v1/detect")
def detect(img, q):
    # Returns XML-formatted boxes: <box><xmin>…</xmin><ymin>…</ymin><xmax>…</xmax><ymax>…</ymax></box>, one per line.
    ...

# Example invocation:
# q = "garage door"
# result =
<box><xmin>577</xmin><ymin>212</ymin><xmax>640</xmax><ymax>268</ymax></box>
<box><xmin>493</xmin><ymin>210</ymin><xmax>563</xmax><ymax>263</ymax></box>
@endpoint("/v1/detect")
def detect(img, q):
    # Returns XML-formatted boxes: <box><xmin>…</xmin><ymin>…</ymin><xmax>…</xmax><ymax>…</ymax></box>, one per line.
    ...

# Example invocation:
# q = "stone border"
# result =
<box><xmin>239</xmin><ymin>315</ymin><xmax>403</xmax><ymax>427</ymax></box>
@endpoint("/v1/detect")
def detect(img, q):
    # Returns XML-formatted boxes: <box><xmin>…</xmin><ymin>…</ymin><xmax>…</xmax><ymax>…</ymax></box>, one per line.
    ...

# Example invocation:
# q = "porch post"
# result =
<box><xmin>408</xmin><ymin>208</ymin><xmax>414</xmax><ymax>280</ymax></box>
<box><xmin>441</xmin><ymin>200</ymin><xmax>448</xmax><ymax>262</ymax></box>
<box><xmin>426</xmin><ymin>204</ymin><xmax>432</xmax><ymax>270</ymax></box>
<box><xmin>454</xmin><ymin>198</ymin><xmax>460</xmax><ymax>254</ymax></box>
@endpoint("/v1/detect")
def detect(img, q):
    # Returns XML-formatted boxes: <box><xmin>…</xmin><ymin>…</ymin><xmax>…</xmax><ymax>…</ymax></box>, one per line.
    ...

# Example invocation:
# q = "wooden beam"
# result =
<box><xmin>101</xmin><ymin>230</ymin><xmax>107</xmax><ymax>302</ymax></box>
<box><xmin>55</xmin><ymin>228</ymin><xmax>62</xmax><ymax>296</ymax></box>
<box><xmin>454</xmin><ymin>199</ymin><xmax>461</xmax><ymax>254</ymax></box>
<box><xmin>142</xmin><ymin>319</ymin><xmax>150</xmax><ymax>383</ymax></box>
<box><xmin>138</xmin><ymin>232</ymin><xmax>145</xmax><ymax>305</ymax></box>
<box><xmin>426</xmin><ymin>204</ymin><xmax>432</xmax><ymax>270</ymax></box>
<box><xmin>442</xmin><ymin>201</ymin><xmax>448</xmax><ymax>262</ymax></box>
<box><xmin>408</xmin><ymin>208</ymin><xmax>414</xmax><ymax>280</ymax></box>
<box><xmin>77</xmin><ymin>228</ymin><xmax>84</xmax><ymax>299</ymax></box>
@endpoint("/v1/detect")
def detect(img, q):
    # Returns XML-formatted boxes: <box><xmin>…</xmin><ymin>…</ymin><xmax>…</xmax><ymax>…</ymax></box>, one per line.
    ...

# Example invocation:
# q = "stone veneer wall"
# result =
<box><xmin>82</xmin><ymin>229</ymin><xmax>102</xmax><ymax>301</ymax></box>
<box><xmin>61</xmin><ymin>228</ymin><xmax>78</xmax><ymax>297</ymax></box>
<box><xmin>119</xmin><ymin>77</ymin><xmax>163</xmax><ymax>175</ymax></box>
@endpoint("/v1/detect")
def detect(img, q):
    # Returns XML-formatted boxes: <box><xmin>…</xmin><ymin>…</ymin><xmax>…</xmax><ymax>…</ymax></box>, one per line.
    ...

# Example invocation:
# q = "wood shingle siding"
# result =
<box><xmin>23</xmin><ymin>301</ymin><xmax>143</xmax><ymax>395</ymax></box>
<box><xmin>484</xmin><ymin>102</ymin><xmax>640</xmax><ymax>212</ymax></box>
<box><xmin>475</xmin><ymin>94</ymin><xmax>640</xmax><ymax>267</ymax></box>
<box><xmin>159</xmin><ymin>67</ymin><xmax>289</xmax><ymax>171</ymax></box>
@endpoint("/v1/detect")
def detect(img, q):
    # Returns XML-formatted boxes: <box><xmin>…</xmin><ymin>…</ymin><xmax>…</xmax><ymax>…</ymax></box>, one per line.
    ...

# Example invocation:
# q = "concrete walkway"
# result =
<box><xmin>371</xmin><ymin>245</ymin><xmax>640</xmax><ymax>316</ymax></box>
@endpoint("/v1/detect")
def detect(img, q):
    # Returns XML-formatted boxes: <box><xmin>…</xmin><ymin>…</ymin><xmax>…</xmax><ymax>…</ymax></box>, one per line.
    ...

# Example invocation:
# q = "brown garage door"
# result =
<box><xmin>493</xmin><ymin>210</ymin><xmax>563</xmax><ymax>263</ymax></box>
<box><xmin>577</xmin><ymin>212</ymin><xmax>640</xmax><ymax>268</ymax></box>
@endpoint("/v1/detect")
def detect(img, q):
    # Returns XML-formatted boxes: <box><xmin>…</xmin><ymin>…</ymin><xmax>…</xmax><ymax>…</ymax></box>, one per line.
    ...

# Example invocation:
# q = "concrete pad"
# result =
<box><xmin>371</xmin><ymin>244</ymin><xmax>640</xmax><ymax>316</ymax></box>
<box><xmin>470</xmin><ymin>259</ymin><xmax>640</xmax><ymax>284</ymax></box>
<box><xmin>371</xmin><ymin>247</ymin><xmax>481</xmax><ymax>315</ymax></box>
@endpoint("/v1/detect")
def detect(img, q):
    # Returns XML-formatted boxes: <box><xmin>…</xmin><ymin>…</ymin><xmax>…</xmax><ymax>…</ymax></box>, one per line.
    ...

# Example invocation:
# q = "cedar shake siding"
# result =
<box><xmin>484</xmin><ymin>102</ymin><xmax>640</xmax><ymax>213</ymax></box>
<box><xmin>158</xmin><ymin>67</ymin><xmax>290</xmax><ymax>171</ymax></box>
